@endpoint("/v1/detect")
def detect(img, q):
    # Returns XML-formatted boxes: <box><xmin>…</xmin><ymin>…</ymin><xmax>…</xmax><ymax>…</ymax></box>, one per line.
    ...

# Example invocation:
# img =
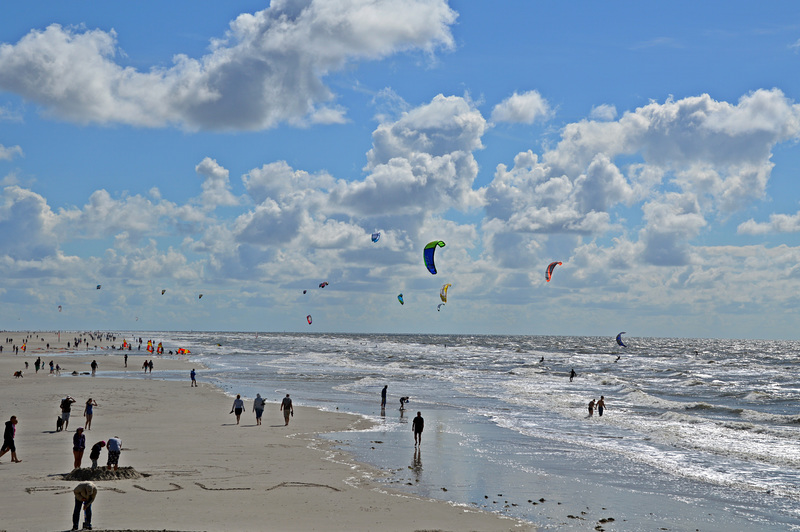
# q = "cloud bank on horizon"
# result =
<box><xmin>1</xmin><ymin>0</ymin><xmax>800</xmax><ymax>339</ymax></box>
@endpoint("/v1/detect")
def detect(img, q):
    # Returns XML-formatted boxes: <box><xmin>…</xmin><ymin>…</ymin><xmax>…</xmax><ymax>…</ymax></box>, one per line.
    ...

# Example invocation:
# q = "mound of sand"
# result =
<box><xmin>61</xmin><ymin>466</ymin><xmax>146</xmax><ymax>481</ymax></box>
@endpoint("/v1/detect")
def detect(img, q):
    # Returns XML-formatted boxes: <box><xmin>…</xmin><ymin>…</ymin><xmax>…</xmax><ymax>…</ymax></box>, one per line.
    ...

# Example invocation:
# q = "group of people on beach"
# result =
<box><xmin>228</xmin><ymin>393</ymin><xmax>294</xmax><ymax>426</ymax></box>
<box><xmin>72</xmin><ymin>427</ymin><xmax>122</xmax><ymax>471</ymax></box>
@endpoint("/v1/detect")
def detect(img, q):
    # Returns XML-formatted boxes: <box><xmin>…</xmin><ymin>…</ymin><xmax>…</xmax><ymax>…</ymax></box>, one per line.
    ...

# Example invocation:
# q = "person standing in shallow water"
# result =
<box><xmin>412</xmin><ymin>411</ymin><xmax>424</xmax><ymax>447</ymax></box>
<box><xmin>381</xmin><ymin>385</ymin><xmax>387</xmax><ymax>409</ymax></box>
<box><xmin>597</xmin><ymin>396</ymin><xmax>606</xmax><ymax>417</ymax></box>
<box><xmin>588</xmin><ymin>398</ymin><xmax>596</xmax><ymax>417</ymax></box>
<box><xmin>570</xmin><ymin>368</ymin><xmax>576</xmax><ymax>382</ymax></box>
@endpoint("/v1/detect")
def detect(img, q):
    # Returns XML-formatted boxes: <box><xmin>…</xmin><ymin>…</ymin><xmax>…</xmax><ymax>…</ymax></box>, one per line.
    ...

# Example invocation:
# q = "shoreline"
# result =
<box><xmin>0</xmin><ymin>331</ymin><xmax>531</xmax><ymax>531</ymax></box>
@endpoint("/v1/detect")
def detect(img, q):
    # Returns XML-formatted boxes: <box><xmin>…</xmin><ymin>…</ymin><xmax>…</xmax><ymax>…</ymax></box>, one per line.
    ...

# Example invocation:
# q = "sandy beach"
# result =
<box><xmin>0</xmin><ymin>332</ymin><xmax>531</xmax><ymax>532</ymax></box>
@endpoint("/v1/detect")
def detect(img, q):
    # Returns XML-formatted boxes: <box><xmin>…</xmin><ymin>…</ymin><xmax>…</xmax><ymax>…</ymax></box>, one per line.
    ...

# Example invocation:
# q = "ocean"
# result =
<box><xmin>105</xmin><ymin>332</ymin><xmax>800</xmax><ymax>530</ymax></box>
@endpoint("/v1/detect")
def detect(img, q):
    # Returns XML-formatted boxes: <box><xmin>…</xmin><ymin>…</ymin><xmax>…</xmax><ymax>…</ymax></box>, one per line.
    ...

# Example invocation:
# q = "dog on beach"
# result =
<box><xmin>13</xmin><ymin>371</ymin><xmax>23</xmax><ymax>378</ymax></box>
<box><xmin>56</xmin><ymin>416</ymin><xmax>64</xmax><ymax>431</ymax></box>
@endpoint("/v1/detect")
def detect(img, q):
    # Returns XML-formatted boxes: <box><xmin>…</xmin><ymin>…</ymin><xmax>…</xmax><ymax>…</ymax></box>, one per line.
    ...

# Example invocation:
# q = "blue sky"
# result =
<box><xmin>2</xmin><ymin>1</ymin><xmax>800</xmax><ymax>338</ymax></box>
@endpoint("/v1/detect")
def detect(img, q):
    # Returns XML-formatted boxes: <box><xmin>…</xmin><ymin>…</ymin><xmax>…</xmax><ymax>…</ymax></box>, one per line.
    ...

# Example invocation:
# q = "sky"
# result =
<box><xmin>2</xmin><ymin>1</ymin><xmax>800</xmax><ymax>339</ymax></box>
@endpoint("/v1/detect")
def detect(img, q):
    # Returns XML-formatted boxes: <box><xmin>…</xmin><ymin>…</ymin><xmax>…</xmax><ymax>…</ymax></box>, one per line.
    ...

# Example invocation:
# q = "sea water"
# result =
<box><xmin>100</xmin><ymin>333</ymin><xmax>800</xmax><ymax>530</ymax></box>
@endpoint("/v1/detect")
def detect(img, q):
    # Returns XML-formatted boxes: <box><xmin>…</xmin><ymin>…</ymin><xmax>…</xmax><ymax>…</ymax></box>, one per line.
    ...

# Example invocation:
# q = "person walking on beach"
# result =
<box><xmin>89</xmin><ymin>441</ymin><xmax>105</xmax><ymax>470</ymax></box>
<box><xmin>0</xmin><ymin>416</ymin><xmax>21</xmax><ymax>463</ymax></box>
<box><xmin>381</xmin><ymin>385</ymin><xmax>388</xmax><ymax>409</ymax></box>
<box><xmin>588</xmin><ymin>398</ymin><xmax>596</xmax><ymax>417</ymax></box>
<box><xmin>71</xmin><ymin>480</ymin><xmax>97</xmax><ymax>531</ymax></box>
<box><xmin>597</xmin><ymin>396</ymin><xmax>606</xmax><ymax>417</ymax></box>
<box><xmin>253</xmin><ymin>393</ymin><xmax>266</xmax><ymax>425</ymax></box>
<box><xmin>412</xmin><ymin>411</ymin><xmax>424</xmax><ymax>447</ymax></box>
<box><xmin>570</xmin><ymin>368</ymin><xmax>576</xmax><ymax>382</ymax></box>
<box><xmin>230</xmin><ymin>394</ymin><xmax>245</xmax><ymax>424</ymax></box>
<box><xmin>142</xmin><ymin>360</ymin><xmax>148</xmax><ymax>372</ymax></box>
<box><xmin>90</xmin><ymin>360</ymin><xmax>98</xmax><ymax>376</ymax></box>
<box><xmin>148</xmin><ymin>359</ymin><xmax>154</xmax><ymax>373</ymax></box>
<box><xmin>35</xmin><ymin>357</ymin><xmax>41</xmax><ymax>373</ymax></box>
<box><xmin>84</xmin><ymin>398</ymin><xmax>98</xmax><ymax>430</ymax></box>
<box><xmin>61</xmin><ymin>396</ymin><xmax>77</xmax><ymax>431</ymax></box>
<box><xmin>124</xmin><ymin>353</ymin><xmax>128</xmax><ymax>367</ymax></box>
<box><xmin>190</xmin><ymin>368</ymin><xmax>197</xmax><ymax>387</ymax></box>
<box><xmin>106</xmin><ymin>435</ymin><xmax>122</xmax><ymax>471</ymax></box>
<box><xmin>280</xmin><ymin>394</ymin><xmax>293</xmax><ymax>426</ymax></box>
<box><xmin>73</xmin><ymin>427</ymin><xmax>86</xmax><ymax>469</ymax></box>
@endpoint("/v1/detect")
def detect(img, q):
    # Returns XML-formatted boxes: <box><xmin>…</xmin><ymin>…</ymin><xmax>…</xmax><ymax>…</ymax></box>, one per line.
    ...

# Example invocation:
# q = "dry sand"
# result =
<box><xmin>0</xmin><ymin>332</ymin><xmax>532</xmax><ymax>532</ymax></box>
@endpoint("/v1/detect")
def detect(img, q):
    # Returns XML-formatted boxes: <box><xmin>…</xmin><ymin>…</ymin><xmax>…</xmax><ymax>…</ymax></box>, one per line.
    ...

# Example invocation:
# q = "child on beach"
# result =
<box><xmin>399</xmin><ymin>396</ymin><xmax>409</xmax><ymax>410</ymax></box>
<box><xmin>0</xmin><ymin>416</ymin><xmax>21</xmax><ymax>463</ymax></box>
<box><xmin>89</xmin><ymin>441</ymin><xmax>105</xmax><ymax>469</ymax></box>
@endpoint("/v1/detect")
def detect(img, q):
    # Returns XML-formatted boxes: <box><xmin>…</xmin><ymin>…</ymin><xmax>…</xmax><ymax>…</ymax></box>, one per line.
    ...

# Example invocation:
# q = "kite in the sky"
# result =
<box><xmin>437</xmin><ymin>303</ymin><xmax>445</xmax><ymax>311</ymax></box>
<box><xmin>161</xmin><ymin>289</ymin><xmax>166</xmax><ymax>295</ymax></box>
<box><xmin>371</xmin><ymin>232</ymin><xmax>380</xmax><ymax>243</ymax></box>
<box><xmin>545</xmin><ymin>261</ymin><xmax>562</xmax><ymax>282</ymax></box>
<box><xmin>423</xmin><ymin>240</ymin><xmax>446</xmax><ymax>274</ymax></box>
<box><xmin>397</xmin><ymin>294</ymin><xmax>404</xmax><ymax>305</ymax></box>
<box><xmin>96</xmin><ymin>285</ymin><xmax>102</xmax><ymax>290</ymax></box>
<box><xmin>616</xmin><ymin>332</ymin><xmax>626</xmax><ymax>347</ymax></box>
<box><xmin>440</xmin><ymin>283</ymin><xmax>451</xmax><ymax>303</ymax></box>
<box><xmin>58</xmin><ymin>305</ymin><xmax>62</xmax><ymax>312</ymax></box>
<box><xmin>319</xmin><ymin>282</ymin><xmax>329</xmax><ymax>288</ymax></box>
<box><xmin>307</xmin><ymin>315</ymin><xmax>313</xmax><ymax>325</ymax></box>
<box><xmin>303</xmin><ymin>290</ymin><xmax>307</xmax><ymax>294</ymax></box>
<box><xmin>198</xmin><ymin>294</ymin><xmax>203</xmax><ymax>299</ymax></box>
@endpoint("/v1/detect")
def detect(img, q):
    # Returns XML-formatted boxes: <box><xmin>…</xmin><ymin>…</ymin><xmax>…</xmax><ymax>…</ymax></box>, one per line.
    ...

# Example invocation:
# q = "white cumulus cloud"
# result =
<box><xmin>491</xmin><ymin>90</ymin><xmax>552</xmax><ymax>124</ymax></box>
<box><xmin>0</xmin><ymin>144</ymin><xmax>23</xmax><ymax>160</ymax></box>
<box><xmin>0</xmin><ymin>0</ymin><xmax>457</xmax><ymax>131</ymax></box>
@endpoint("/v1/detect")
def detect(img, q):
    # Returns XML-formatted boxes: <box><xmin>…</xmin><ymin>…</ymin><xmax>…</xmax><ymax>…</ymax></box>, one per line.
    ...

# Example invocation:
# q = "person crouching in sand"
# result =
<box><xmin>72</xmin><ymin>481</ymin><xmax>97</xmax><ymax>531</ymax></box>
<box><xmin>106</xmin><ymin>436</ymin><xmax>122</xmax><ymax>471</ymax></box>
